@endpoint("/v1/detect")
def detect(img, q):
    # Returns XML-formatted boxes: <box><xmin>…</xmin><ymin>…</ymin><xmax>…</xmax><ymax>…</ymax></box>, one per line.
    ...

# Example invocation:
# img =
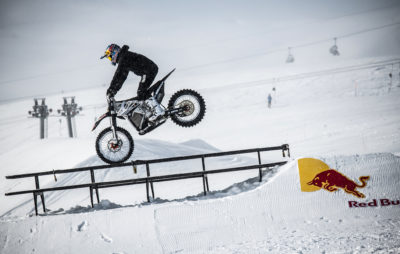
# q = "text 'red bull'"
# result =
<box><xmin>349</xmin><ymin>198</ymin><xmax>400</xmax><ymax>207</ymax></box>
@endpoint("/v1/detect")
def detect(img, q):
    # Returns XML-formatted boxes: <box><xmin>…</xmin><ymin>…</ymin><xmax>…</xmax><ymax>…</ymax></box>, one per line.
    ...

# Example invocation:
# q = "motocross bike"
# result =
<box><xmin>92</xmin><ymin>69</ymin><xmax>206</xmax><ymax>164</ymax></box>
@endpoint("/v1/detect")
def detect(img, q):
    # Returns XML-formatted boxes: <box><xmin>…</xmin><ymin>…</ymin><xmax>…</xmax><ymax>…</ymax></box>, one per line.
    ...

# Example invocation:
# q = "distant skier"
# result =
<box><xmin>267</xmin><ymin>93</ymin><xmax>272</xmax><ymax>108</ymax></box>
<box><xmin>100</xmin><ymin>44</ymin><xmax>164</xmax><ymax>121</ymax></box>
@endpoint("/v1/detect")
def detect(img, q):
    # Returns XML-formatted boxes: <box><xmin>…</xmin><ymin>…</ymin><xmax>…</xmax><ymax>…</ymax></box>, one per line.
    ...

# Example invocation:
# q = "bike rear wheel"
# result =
<box><xmin>168</xmin><ymin>89</ymin><xmax>206</xmax><ymax>127</ymax></box>
<box><xmin>95</xmin><ymin>127</ymin><xmax>134</xmax><ymax>164</ymax></box>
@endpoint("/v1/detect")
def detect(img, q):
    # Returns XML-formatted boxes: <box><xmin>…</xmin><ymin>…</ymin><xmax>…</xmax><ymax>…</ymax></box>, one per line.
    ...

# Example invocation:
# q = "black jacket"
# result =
<box><xmin>108</xmin><ymin>45</ymin><xmax>158</xmax><ymax>96</ymax></box>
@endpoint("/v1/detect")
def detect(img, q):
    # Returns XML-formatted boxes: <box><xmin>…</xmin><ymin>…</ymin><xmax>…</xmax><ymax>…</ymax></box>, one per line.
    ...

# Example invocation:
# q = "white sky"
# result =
<box><xmin>0</xmin><ymin>0</ymin><xmax>399</xmax><ymax>101</ymax></box>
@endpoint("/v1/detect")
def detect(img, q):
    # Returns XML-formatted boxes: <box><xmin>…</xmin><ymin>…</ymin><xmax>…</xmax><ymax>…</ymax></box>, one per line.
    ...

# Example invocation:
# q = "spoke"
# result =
<box><xmin>99</xmin><ymin>130</ymin><xmax>131</xmax><ymax>162</ymax></box>
<box><xmin>174</xmin><ymin>95</ymin><xmax>201</xmax><ymax>122</ymax></box>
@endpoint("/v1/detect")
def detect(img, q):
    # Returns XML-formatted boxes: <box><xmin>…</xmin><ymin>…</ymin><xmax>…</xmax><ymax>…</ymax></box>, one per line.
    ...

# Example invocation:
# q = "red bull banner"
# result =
<box><xmin>298</xmin><ymin>158</ymin><xmax>370</xmax><ymax>199</ymax></box>
<box><xmin>298</xmin><ymin>158</ymin><xmax>399</xmax><ymax>208</ymax></box>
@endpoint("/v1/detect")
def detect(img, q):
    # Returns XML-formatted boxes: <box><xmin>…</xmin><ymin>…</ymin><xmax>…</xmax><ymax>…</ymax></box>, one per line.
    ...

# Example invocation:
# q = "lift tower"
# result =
<box><xmin>57</xmin><ymin>96</ymin><xmax>82</xmax><ymax>138</ymax></box>
<box><xmin>28</xmin><ymin>98</ymin><xmax>52</xmax><ymax>139</ymax></box>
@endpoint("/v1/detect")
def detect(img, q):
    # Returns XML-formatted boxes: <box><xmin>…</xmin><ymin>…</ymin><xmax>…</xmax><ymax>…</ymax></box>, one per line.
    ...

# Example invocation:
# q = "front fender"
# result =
<box><xmin>92</xmin><ymin>112</ymin><xmax>111</xmax><ymax>131</ymax></box>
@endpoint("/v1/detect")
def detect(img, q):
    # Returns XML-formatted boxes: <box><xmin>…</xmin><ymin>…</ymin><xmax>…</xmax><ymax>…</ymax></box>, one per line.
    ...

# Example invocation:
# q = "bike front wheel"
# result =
<box><xmin>95</xmin><ymin>127</ymin><xmax>134</xmax><ymax>164</ymax></box>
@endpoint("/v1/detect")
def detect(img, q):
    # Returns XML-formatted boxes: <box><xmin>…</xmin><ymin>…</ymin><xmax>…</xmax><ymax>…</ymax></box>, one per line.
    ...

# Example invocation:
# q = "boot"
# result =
<box><xmin>145</xmin><ymin>97</ymin><xmax>165</xmax><ymax>122</ymax></box>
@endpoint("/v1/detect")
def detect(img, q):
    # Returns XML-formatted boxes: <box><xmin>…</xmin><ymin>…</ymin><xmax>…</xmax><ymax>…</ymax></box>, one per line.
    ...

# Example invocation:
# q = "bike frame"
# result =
<box><xmin>92</xmin><ymin>69</ymin><xmax>186</xmax><ymax>134</ymax></box>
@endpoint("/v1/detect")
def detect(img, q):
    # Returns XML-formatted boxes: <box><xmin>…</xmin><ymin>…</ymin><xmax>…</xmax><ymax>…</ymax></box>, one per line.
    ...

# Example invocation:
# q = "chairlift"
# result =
<box><xmin>286</xmin><ymin>47</ymin><xmax>295</xmax><ymax>63</ymax></box>
<box><xmin>330</xmin><ymin>38</ymin><xmax>340</xmax><ymax>56</ymax></box>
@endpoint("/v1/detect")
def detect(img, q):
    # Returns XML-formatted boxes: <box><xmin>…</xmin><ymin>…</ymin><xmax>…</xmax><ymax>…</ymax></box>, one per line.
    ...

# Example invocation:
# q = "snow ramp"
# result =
<box><xmin>154</xmin><ymin>153</ymin><xmax>400</xmax><ymax>253</ymax></box>
<box><xmin>1</xmin><ymin>153</ymin><xmax>399</xmax><ymax>253</ymax></box>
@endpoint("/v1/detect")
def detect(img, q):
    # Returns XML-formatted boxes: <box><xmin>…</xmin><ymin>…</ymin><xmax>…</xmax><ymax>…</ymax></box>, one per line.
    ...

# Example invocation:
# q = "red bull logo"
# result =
<box><xmin>307</xmin><ymin>169</ymin><xmax>370</xmax><ymax>198</ymax></box>
<box><xmin>298</xmin><ymin>158</ymin><xmax>370</xmax><ymax>199</ymax></box>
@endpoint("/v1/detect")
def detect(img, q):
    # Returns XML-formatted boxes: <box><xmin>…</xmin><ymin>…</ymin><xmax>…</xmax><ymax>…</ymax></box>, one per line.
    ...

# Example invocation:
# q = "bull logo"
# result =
<box><xmin>298</xmin><ymin>158</ymin><xmax>370</xmax><ymax>199</ymax></box>
<box><xmin>307</xmin><ymin>169</ymin><xmax>370</xmax><ymax>198</ymax></box>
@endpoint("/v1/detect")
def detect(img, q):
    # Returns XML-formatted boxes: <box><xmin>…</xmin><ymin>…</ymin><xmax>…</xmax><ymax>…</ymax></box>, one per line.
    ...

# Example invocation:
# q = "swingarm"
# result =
<box><xmin>165</xmin><ymin>105</ymin><xmax>189</xmax><ymax>116</ymax></box>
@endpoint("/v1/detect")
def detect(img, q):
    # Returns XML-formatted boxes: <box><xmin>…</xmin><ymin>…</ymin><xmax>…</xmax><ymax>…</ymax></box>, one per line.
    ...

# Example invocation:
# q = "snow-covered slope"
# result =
<box><xmin>1</xmin><ymin>154</ymin><xmax>399</xmax><ymax>253</ymax></box>
<box><xmin>1</xmin><ymin>57</ymin><xmax>400</xmax><ymax>253</ymax></box>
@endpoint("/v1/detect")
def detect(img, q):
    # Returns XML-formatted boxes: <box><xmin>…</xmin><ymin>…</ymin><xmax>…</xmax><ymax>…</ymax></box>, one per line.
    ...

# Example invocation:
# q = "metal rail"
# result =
<box><xmin>5</xmin><ymin>144</ymin><xmax>290</xmax><ymax>216</ymax></box>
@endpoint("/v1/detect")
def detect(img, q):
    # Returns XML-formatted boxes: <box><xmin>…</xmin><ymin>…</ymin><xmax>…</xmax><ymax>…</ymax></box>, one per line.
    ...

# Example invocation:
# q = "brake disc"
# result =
<box><xmin>107</xmin><ymin>139</ymin><xmax>122</xmax><ymax>152</ymax></box>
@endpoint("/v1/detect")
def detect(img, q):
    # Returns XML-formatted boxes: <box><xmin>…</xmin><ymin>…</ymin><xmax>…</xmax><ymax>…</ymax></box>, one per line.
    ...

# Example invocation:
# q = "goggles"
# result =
<box><xmin>100</xmin><ymin>48</ymin><xmax>112</xmax><ymax>61</ymax></box>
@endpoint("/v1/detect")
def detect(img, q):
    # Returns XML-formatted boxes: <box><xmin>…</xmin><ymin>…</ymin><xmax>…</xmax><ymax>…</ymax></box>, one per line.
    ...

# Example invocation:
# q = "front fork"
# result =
<box><xmin>110</xmin><ymin>114</ymin><xmax>119</xmax><ymax>140</ymax></box>
<box><xmin>109</xmin><ymin>100</ymin><xmax>119</xmax><ymax>140</ymax></box>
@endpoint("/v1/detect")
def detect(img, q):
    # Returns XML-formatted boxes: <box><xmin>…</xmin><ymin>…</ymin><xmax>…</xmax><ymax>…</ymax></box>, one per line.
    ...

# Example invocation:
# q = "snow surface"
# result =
<box><xmin>1</xmin><ymin>56</ymin><xmax>400</xmax><ymax>253</ymax></box>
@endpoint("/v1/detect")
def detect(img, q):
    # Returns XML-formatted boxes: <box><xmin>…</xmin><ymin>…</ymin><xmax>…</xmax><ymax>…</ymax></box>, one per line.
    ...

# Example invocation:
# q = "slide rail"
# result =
<box><xmin>5</xmin><ymin>144</ymin><xmax>290</xmax><ymax>216</ymax></box>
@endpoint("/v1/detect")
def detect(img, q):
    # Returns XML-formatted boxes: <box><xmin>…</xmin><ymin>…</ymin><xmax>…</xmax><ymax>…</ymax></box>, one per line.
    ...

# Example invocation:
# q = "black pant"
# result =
<box><xmin>137</xmin><ymin>69</ymin><xmax>157</xmax><ymax>100</ymax></box>
<box><xmin>108</xmin><ymin>65</ymin><xmax>158</xmax><ymax>99</ymax></box>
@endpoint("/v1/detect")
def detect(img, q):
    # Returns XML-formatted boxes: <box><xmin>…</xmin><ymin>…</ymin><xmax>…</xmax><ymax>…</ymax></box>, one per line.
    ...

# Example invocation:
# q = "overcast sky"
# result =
<box><xmin>0</xmin><ymin>0</ymin><xmax>399</xmax><ymax>101</ymax></box>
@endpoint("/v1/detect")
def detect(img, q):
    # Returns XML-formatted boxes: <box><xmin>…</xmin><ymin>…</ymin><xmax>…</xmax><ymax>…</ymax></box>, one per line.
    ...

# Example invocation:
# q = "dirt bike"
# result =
<box><xmin>92</xmin><ymin>69</ymin><xmax>206</xmax><ymax>164</ymax></box>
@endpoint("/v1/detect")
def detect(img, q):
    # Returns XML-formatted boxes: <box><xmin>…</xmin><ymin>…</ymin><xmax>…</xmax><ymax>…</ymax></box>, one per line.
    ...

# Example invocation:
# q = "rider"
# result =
<box><xmin>101</xmin><ymin>44</ymin><xmax>165</xmax><ymax>121</ymax></box>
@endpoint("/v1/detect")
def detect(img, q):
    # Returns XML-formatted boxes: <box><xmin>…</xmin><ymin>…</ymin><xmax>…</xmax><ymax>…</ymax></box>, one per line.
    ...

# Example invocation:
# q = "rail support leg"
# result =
<box><xmin>146</xmin><ymin>180</ymin><xmax>150</xmax><ymax>202</ymax></box>
<box><xmin>40</xmin><ymin>193</ymin><xmax>46</xmax><ymax>213</ymax></box>
<box><xmin>95</xmin><ymin>188</ymin><xmax>100</xmax><ymax>204</ymax></box>
<box><xmin>258</xmin><ymin>151</ymin><xmax>263</xmax><ymax>182</ymax></box>
<box><xmin>202</xmin><ymin>175</ymin><xmax>207</xmax><ymax>196</ymax></box>
<box><xmin>151</xmin><ymin>183</ymin><xmax>155</xmax><ymax>199</ymax></box>
<box><xmin>201</xmin><ymin>157</ymin><xmax>210</xmax><ymax>194</ymax></box>
<box><xmin>33</xmin><ymin>193</ymin><xmax>38</xmax><ymax>216</ymax></box>
<box><xmin>89</xmin><ymin>187</ymin><xmax>94</xmax><ymax>208</ymax></box>
<box><xmin>34</xmin><ymin>176</ymin><xmax>46</xmax><ymax>214</ymax></box>
<box><xmin>90</xmin><ymin>169</ymin><xmax>100</xmax><ymax>204</ymax></box>
<box><xmin>146</xmin><ymin>163</ymin><xmax>155</xmax><ymax>199</ymax></box>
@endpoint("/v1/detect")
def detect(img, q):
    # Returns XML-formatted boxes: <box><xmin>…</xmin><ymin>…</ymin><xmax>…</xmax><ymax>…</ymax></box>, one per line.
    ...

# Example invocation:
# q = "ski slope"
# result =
<box><xmin>0</xmin><ymin>57</ymin><xmax>400</xmax><ymax>253</ymax></box>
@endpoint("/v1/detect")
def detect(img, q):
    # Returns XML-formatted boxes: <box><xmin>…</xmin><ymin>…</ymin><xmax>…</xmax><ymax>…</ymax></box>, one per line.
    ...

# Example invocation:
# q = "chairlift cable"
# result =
<box><xmin>179</xmin><ymin>21</ymin><xmax>400</xmax><ymax>71</ymax></box>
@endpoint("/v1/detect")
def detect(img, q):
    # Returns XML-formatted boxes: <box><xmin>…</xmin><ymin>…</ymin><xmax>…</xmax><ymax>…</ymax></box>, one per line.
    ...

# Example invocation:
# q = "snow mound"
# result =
<box><xmin>1</xmin><ymin>153</ymin><xmax>399</xmax><ymax>253</ymax></box>
<box><xmin>154</xmin><ymin>153</ymin><xmax>400</xmax><ymax>253</ymax></box>
<box><xmin>179</xmin><ymin>139</ymin><xmax>220</xmax><ymax>152</ymax></box>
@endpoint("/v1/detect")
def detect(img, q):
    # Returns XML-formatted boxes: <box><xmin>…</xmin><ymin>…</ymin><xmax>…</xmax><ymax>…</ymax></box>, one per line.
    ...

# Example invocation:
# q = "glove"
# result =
<box><xmin>106</xmin><ymin>88</ymin><xmax>116</xmax><ymax>97</ymax></box>
<box><xmin>106</xmin><ymin>93</ymin><xmax>112</xmax><ymax>102</ymax></box>
<box><xmin>106</xmin><ymin>89</ymin><xmax>116</xmax><ymax>104</ymax></box>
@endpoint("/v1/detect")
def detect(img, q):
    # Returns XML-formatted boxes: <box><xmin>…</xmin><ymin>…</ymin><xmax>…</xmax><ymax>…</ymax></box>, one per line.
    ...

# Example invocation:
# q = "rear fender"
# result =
<box><xmin>92</xmin><ymin>112</ymin><xmax>111</xmax><ymax>131</ymax></box>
